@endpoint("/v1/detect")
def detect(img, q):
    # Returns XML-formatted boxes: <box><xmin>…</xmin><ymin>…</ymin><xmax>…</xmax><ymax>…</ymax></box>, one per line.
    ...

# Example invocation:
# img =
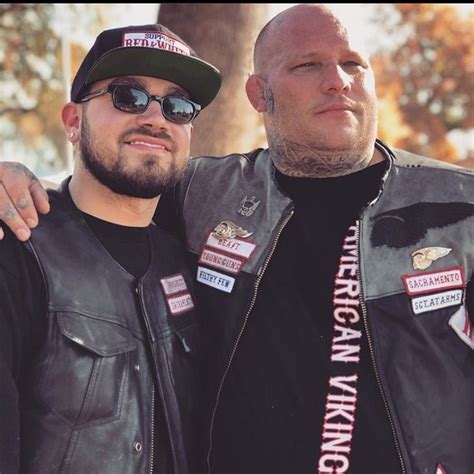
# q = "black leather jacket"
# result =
<box><xmin>176</xmin><ymin>141</ymin><xmax>473</xmax><ymax>474</ymax></box>
<box><xmin>23</xmin><ymin>182</ymin><xmax>203</xmax><ymax>474</ymax></box>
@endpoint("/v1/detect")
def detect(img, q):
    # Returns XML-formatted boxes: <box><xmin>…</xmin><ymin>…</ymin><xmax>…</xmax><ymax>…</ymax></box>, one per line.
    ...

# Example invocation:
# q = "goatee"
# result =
<box><xmin>79</xmin><ymin>115</ymin><xmax>187</xmax><ymax>198</ymax></box>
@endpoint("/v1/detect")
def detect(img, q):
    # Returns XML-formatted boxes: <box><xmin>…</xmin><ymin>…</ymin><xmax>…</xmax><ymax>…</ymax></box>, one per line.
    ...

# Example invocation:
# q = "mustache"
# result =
<box><xmin>119</xmin><ymin>127</ymin><xmax>177</xmax><ymax>151</ymax></box>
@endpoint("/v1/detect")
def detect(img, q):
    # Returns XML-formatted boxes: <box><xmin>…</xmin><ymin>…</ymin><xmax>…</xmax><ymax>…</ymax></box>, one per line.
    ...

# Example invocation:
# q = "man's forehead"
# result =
<box><xmin>259</xmin><ymin>5</ymin><xmax>370</xmax><ymax>62</ymax></box>
<box><xmin>262</xmin><ymin>34</ymin><xmax>366</xmax><ymax>70</ymax></box>
<box><xmin>286</xmin><ymin>16</ymin><xmax>365</xmax><ymax>50</ymax></box>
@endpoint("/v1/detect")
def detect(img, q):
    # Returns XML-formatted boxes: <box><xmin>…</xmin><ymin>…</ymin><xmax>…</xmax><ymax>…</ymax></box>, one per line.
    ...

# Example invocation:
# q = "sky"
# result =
<box><xmin>101</xmin><ymin>3</ymin><xmax>473</xmax><ymax>56</ymax></box>
<box><xmin>102</xmin><ymin>4</ymin><xmax>378</xmax><ymax>50</ymax></box>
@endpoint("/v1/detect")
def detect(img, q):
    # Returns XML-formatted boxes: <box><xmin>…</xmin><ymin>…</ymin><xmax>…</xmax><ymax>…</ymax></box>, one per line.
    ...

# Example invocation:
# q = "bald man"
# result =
<box><xmin>0</xmin><ymin>5</ymin><xmax>473</xmax><ymax>474</ymax></box>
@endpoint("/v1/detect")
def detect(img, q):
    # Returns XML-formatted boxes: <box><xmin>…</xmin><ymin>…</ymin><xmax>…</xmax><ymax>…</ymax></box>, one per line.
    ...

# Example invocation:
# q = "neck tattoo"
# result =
<box><xmin>270</xmin><ymin>139</ymin><xmax>373</xmax><ymax>178</ymax></box>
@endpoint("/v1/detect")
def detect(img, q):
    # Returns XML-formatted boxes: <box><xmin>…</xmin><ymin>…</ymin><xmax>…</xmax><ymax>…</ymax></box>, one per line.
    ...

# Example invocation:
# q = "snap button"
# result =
<box><xmin>133</xmin><ymin>441</ymin><xmax>142</xmax><ymax>453</ymax></box>
<box><xmin>134</xmin><ymin>364</ymin><xmax>140</xmax><ymax>372</ymax></box>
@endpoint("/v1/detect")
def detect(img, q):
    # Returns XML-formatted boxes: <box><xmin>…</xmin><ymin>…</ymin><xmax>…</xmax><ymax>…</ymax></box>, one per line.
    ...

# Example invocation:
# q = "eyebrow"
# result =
<box><xmin>295</xmin><ymin>49</ymin><xmax>367</xmax><ymax>62</ymax></box>
<box><xmin>108</xmin><ymin>76</ymin><xmax>189</xmax><ymax>98</ymax></box>
<box><xmin>109</xmin><ymin>76</ymin><xmax>146</xmax><ymax>88</ymax></box>
<box><xmin>166</xmin><ymin>86</ymin><xmax>190</xmax><ymax>98</ymax></box>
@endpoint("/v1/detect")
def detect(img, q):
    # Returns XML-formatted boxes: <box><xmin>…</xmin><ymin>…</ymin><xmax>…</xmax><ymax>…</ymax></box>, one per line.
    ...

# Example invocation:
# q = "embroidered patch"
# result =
<box><xmin>196</xmin><ymin>266</ymin><xmax>235</xmax><ymax>293</ymax></box>
<box><xmin>411</xmin><ymin>246</ymin><xmax>451</xmax><ymax>270</ymax></box>
<box><xmin>402</xmin><ymin>266</ymin><xmax>465</xmax><ymax>295</ymax></box>
<box><xmin>122</xmin><ymin>32</ymin><xmax>191</xmax><ymax>56</ymax></box>
<box><xmin>166</xmin><ymin>293</ymin><xmax>194</xmax><ymax>316</ymax></box>
<box><xmin>160</xmin><ymin>273</ymin><xmax>188</xmax><ymax>296</ymax></box>
<box><xmin>199</xmin><ymin>247</ymin><xmax>245</xmax><ymax>274</ymax></box>
<box><xmin>318</xmin><ymin>224</ymin><xmax>361</xmax><ymax>471</ymax></box>
<box><xmin>371</xmin><ymin>202</ymin><xmax>474</xmax><ymax>249</ymax></box>
<box><xmin>448</xmin><ymin>305</ymin><xmax>473</xmax><ymax>350</ymax></box>
<box><xmin>212</xmin><ymin>221</ymin><xmax>253</xmax><ymax>240</ymax></box>
<box><xmin>205</xmin><ymin>232</ymin><xmax>257</xmax><ymax>260</ymax></box>
<box><xmin>411</xmin><ymin>289</ymin><xmax>463</xmax><ymax>315</ymax></box>
<box><xmin>237</xmin><ymin>195</ymin><xmax>261</xmax><ymax>217</ymax></box>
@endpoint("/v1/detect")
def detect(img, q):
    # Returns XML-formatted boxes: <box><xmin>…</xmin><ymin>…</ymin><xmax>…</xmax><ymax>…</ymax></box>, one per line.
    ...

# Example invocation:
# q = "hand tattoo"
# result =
<box><xmin>0</xmin><ymin>202</ymin><xmax>18</xmax><ymax>222</ymax></box>
<box><xmin>2</xmin><ymin>162</ymin><xmax>39</xmax><ymax>184</ymax></box>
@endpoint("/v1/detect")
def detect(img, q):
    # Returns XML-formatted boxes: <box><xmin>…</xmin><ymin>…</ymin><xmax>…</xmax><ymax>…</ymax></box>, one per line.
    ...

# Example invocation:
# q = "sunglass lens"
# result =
<box><xmin>162</xmin><ymin>97</ymin><xmax>195</xmax><ymax>124</ymax></box>
<box><xmin>114</xmin><ymin>86</ymin><xmax>149</xmax><ymax>113</ymax></box>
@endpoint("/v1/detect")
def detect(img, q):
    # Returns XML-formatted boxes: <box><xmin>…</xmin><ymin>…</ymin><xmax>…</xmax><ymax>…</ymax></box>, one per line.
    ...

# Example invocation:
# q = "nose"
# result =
<box><xmin>135</xmin><ymin>99</ymin><xmax>170</xmax><ymax>130</ymax></box>
<box><xmin>321</xmin><ymin>63</ymin><xmax>351</xmax><ymax>95</ymax></box>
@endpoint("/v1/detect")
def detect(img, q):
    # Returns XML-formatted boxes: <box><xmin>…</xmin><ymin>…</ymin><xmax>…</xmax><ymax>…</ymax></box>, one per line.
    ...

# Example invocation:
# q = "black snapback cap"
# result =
<box><xmin>71</xmin><ymin>24</ymin><xmax>221</xmax><ymax>108</ymax></box>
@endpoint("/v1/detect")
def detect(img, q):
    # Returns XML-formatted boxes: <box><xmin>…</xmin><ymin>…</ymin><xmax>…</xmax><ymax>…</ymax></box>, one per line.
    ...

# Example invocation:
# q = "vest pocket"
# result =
<box><xmin>38</xmin><ymin>312</ymin><xmax>137</xmax><ymax>428</ymax></box>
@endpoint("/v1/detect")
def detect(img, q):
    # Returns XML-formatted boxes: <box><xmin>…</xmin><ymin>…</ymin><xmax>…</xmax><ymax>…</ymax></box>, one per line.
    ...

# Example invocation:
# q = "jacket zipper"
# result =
<box><xmin>149</xmin><ymin>387</ymin><xmax>156</xmax><ymax>474</ymax></box>
<box><xmin>136</xmin><ymin>283</ymin><xmax>161</xmax><ymax>473</ymax></box>
<box><xmin>356</xmin><ymin>221</ymin><xmax>407</xmax><ymax>474</ymax></box>
<box><xmin>206</xmin><ymin>210</ymin><xmax>294</xmax><ymax>474</ymax></box>
<box><xmin>137</xmin><ymin>283</ymin><xmax>179</xmax><ymax>474</ymax></box>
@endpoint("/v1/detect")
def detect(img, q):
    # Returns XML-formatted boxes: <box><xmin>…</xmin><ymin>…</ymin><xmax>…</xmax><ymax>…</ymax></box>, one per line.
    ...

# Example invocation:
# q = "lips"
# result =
<box><xmin>124</xmin><ymin>136</ymin><xmax>172</xmax><ymax>152</ymax></box>
<box><xmin>316</xmin><ymin>103</ymin><xmax>355</xmax><ymax>114</ymax></box>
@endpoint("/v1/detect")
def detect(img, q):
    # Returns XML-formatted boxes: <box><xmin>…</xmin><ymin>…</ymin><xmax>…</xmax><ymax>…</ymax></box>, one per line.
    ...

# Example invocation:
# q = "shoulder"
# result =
<box><xmin>173</xmin><ymin>149</ymin><xmax>268</xmax><ymax>209</ymax></box>
<box><xmin>0</xmin><ymin>226</ymin><xmax>37</xmax><ymax>281</ymax></box>
<box><xmin>181</xmin><ymin>148</ymin><xmax>269</xmax><ymax>190</ymax></box>
<box><xmin>386</xmin><ymin>146</ymin><xmax>474</xmax><ymax>203</ymax></box>
<box><xmin>189</xmin><ymin>148</ymin><xmax>265</xmax><ymax>172</ymax></box>
<box><xmin>0</xmin><ymin>225</ymin><xmax>44</xmax><ymax>329</ymax></box>
<box><xmin>391</xmin><ymin>147</ymin><xmax>474</xmax><ymax>176</ymax></box>
<box><xmin>0</xmin><ymin>226</ymin><xmax>46</xmax><ymax>377</ymax></box>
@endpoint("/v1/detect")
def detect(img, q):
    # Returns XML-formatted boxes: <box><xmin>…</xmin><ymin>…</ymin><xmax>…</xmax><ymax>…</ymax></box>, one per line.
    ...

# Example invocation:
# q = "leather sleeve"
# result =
<box><xmin>0</xmin><ymin>226</ymin><xmax>45</xmax><ymax>473</ymax></box>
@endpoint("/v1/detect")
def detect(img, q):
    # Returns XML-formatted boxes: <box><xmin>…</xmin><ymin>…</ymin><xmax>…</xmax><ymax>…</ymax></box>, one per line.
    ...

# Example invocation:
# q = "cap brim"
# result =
<box><xmin>86</xmin><ymin>47</ymin><xmax>221</xmax><ymax>108</ymax></box>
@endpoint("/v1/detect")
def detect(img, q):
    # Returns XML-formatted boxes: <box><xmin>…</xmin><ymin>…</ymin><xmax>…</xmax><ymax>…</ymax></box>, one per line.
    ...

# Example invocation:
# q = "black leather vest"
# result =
<box><xmin>176</xmin><ymin>144</ymin><xmax>473</xmax><ymax>474</ymax></box>
<box><xmin>22</xmin><ymin>182</ymin><xmax>203</xmax><ymax>474</ymax></box>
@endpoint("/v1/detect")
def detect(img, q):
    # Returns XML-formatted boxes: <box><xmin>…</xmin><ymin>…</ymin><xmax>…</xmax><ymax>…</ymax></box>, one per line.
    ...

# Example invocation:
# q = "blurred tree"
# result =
<box><xmin>158</xmin><ymin>3</ymin><xmax>269</xmax><ymax>157</ymax></box>
<box><xmin>372</xmin><ymin>3</ymin><xmax>474</xmax><ymax>164</ymax></box>
<box><xmin>0</xmin><ymin>4</ymin><xmax>125</xmax><ymax>175</ymax></box>
<box><xmin>1</xmin><ymin>4</ymin><xmax>67</xmax><ymax>173</ymax></box>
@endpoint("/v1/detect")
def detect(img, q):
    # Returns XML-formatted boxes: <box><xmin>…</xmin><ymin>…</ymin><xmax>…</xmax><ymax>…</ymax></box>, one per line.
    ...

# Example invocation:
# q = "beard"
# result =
<box><xmin>79</xmin><ymin>114</ymin><xmax>188</xmax><ymax>198</ymax></box>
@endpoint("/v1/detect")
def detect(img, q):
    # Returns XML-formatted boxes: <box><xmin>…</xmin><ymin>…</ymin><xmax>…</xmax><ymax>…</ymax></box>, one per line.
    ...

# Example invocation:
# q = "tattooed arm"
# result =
<box><xmin>0</xmin><ymin>162</ymin><xmax>50</xmax><ymax>241</ymax></box>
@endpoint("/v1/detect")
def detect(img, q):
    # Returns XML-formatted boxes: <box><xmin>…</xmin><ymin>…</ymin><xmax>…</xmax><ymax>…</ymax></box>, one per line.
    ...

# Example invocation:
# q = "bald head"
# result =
<box><xmin>245</xmin><ymin>3</ymin><xmax>379</xmax><ymax>177</ymax></box>
<box><xmin>254</xmin><ymin>4</ymin><xmax>368</xmax><ymax>74</ymax></box>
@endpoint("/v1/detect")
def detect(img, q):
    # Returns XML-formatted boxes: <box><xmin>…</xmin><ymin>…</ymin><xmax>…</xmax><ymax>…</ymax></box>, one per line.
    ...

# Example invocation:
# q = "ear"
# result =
<box><xmin>245</xmin><ymin>74</ymin><xmax>268</xmax><ymax>113</ymax></box>
<box><xmin>62</xmin><ymin>102</ymin><xmax>81</xmax><ymax>143</ymax></box>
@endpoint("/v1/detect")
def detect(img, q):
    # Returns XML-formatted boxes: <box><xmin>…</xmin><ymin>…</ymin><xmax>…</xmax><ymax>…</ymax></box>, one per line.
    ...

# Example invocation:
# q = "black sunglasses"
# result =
<box><xmin>78</xmin><ymin>84</ymin><xmax>201</xmax><ymax>125</ymax></box>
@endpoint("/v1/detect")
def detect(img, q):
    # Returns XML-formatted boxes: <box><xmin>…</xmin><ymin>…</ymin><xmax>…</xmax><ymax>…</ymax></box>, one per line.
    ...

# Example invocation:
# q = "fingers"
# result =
<box><xmin>0</xmin><ymin>161</ymin><xmax>48</xmax><ymax>241</ymax></box>
<box><xmin>30</xmin><ymin>180</ymin><xmax>50</xmax><ymax>214</ymax></box>
<box><xmin>0</xmin><ymin>182</ymin><xmax>31</xmax><ymax>241</ymax></box>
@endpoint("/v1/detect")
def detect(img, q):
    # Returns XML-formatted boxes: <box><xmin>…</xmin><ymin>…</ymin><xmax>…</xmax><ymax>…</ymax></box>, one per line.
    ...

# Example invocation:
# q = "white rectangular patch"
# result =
<box><xmin>402</xmin><ymin>266</ymin><xmax>465</xmax><ymax>295</ymax></box>
<box><xmin>205</xmin><ymin>233</ymin><xmax>257</xmax><ymax>260</ymax></box>
<box><xmin>411</xmin><ymin>289</ymin><xmax>463</xmax><ymax>315</ymax></box>
<box><xmin>166</xmin><ymin>293</ymin><xmax>194</xmax><ymax>316</ymax></box>
<box><xmin>196</xmin><ymin>266</ymin><xmax>235</xmax><ymax>293</ymax></box>
<box><xmin>199</xmin><ymin>248</ymin><xmax>244</xmax><ymax>275</ymax></box>
<box><xmin>448</xmin><ymin>305</ymin><xmax>473</xmax><ymax>350</ymax></box>
<box><xmin>122</xmin><ymin>32</ymin><xmax>191</xmax><ymax>56</ymax></box>
<box><xmin>160</xmin><ymin>274</ymin><xmax>188</xmax><ymax>296</ymax></box>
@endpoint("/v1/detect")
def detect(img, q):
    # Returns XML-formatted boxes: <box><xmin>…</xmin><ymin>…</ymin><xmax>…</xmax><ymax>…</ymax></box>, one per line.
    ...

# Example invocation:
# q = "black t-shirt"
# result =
<box><xmin>210</xmin><ymin>159</ymin><xmax>403</xmax><ymax>474</ymax></box>
<box><xmin>0</xmin><ymin>209</ymin><xmax>154</xmax><ymax>473</ymax></box>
